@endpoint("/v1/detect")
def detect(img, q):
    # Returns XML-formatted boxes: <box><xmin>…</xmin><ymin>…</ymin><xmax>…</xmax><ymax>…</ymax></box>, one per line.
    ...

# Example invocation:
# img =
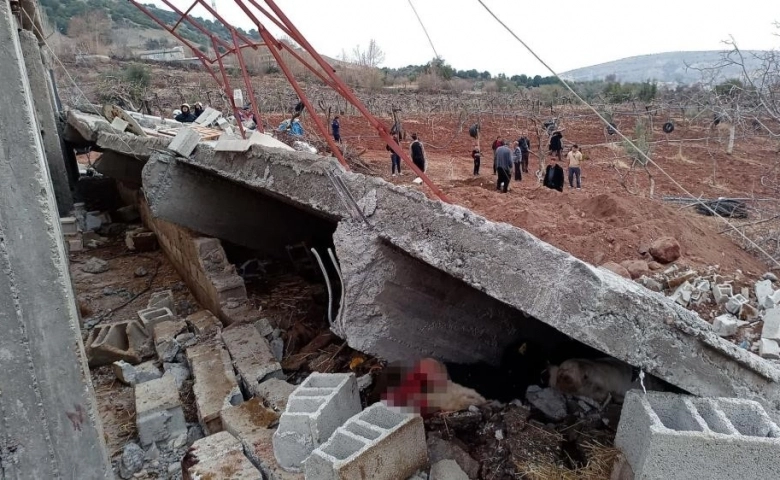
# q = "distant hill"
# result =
<box><xmin>562</xmin><ymin>51</ymin><xmax>770</xmax><ymax>84</ymax></box>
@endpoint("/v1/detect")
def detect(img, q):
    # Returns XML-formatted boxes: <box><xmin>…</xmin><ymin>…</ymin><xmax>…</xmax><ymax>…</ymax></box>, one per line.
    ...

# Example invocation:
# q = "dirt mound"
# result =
<box><xmin>580</xmin><ymin>194</ymin><xmax>627</xmax><ymax>219</ymax></box>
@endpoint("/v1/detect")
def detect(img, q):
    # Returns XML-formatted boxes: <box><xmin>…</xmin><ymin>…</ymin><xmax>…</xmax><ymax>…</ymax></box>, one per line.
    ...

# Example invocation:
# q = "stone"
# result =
<box><xmin>113</xmin><ymin>360</ymin><xmax>137</xmax><ymax>385</ymax></box>
<box><xmin>726</xmin><ymin>294</ymin><xmax>749</xmax><ymax>315</ymax></box>
<box><xmin>648</xmin><ymin>261</ymin><xmax>663</xmax><ymax>271</ymax></box>
<box><xmin>175</xmin><ymin>332</ymin><xmax>196</xmax><ymax>348</ymax></box>
<box><xmin>601</xmin><ymin>262</ymin><xmax>630</xmax><ymax>279</ymax></box>
<box><xmin>222</xmin><ymin>324</ymin><xmax>284</xmax><ymax>396</ymax></box>
<box><xmin>525</xmin><ymin>385</ymin><xmax>567</xmax><ymax>421</ymax></box>
<box><xmin>81</xmin><ymin>256</ymin><xmax>109</xmax><ymax>274</ymax></box>
<box><xmin>187</xmin><ymin>425</ymin><xmax>204</xmax><ymax>446</ymax></box>
<box><xmin>163</xmin><ymin>362</ymin><xmax>191</xmax><ymax>389</ymax></box>
<box><xmin>427</xmin><ymin>435</ymin><xmax>479</xmax><ymax>479</ymax></box>
<box><xmin>271</xmin><ymin>337</ymin><xmax>284</xmax><ymax>362</ymax></box>
<box><xmin>144</xmin><ymin>443</ymin><xmax>159</xmax><ymax>461</ymax></box>
<box><xmin>255</xmin><ymin>317</ymin><xmax>274</xmax><ymax>337</ymax></box>
<box><xmin>739</xmin><ymin>303</ymin><xmax>759</xmax><ymax>321</ymax></box>
<box><xmin>119</xmin><ymin>442</ymin><xmax>144</xmax><ymax>479</ymax></box>
<box><xmin>256</xmin><ymin>378</ymin><xmax>296</xmax><ymax>412</ymax></box>
<box><xmin>637</xmin><ymin>276</ymin><xmax>663</xmax><ymax>292</ymax></box>
<box><xmin>712</xmin><ymin>314</ymin><xmax>740</xmax><ymax>338</ymax></box>
<box><xmin>756</xmin><ymin>280</ymin><xmax>774</xmax><ymax>307</ymax></box>
<box><xmin>153</xmin><ymin>320</ymin><xmax>187</xmax><ymax>363</ymax></box>
<box><xmin>649</xmin><ymin>237</ymin><xmax>681</xmax><ymax>264</ymax></box>
<box><xmin>763</xmin><ymin>272</ymin><xmax>779</xmax><ymax>282</ymax></box>
<box><xmin>430</xmin><ymin>460</ymin><xmax>469</xmax><ymax>480</ymax></box>
<box><xmin>667</xmin><ymin>270</ymin><xmax>697</xmax><ymax>290</ymax></box>
<box><xmin>135</xmin><ymin>375</ymin><xmax>186</xmax><ymax>446</ymax></box>
<box><xmin>134</xmin><ymin>267</ymin><xmax>148</xmax><ymax>277</ymax></box>
<box><xmin>620</xmin><ymin>260</ymin><xmax>650</xmax><ymax>280</ymax></box>
<box><xmin>182</xmin><ymin>431</ymin><xmax>261</xmax><ymax>479</ymax></box>
<box><xmin>759</xmin><ymin>339</ymin><xmax>780</xmax><ymax>359</ymax></box>
<box><xmin>187</xmin><ymin>340</ymin><xmax>243</xmax><ymax>434</ymax></box>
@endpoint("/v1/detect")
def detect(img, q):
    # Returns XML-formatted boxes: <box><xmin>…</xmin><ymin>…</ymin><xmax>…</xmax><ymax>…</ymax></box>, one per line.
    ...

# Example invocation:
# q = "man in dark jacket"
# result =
<box><xmin>175</xmin><ymin>103</ymin><xmax>196</xmax><ymax>123</ymax></box>
<box><xmin>387</xmin><ymin>135</ymin><xmax>402</xmax><ymax>177</ymax></box>
<box><xmin>549</xmin><ymin>131</ymin><xmax>563</xmax><ymax>161</ymax></box>
<box><xmin>512</xmin><ymin>141</ymin><xmax>523</xmax><ymax>181</ymax></box>
<box><xmin>491</xmin><ymin>136</ymin><xmax>501</xmax><ymax>174</ymax></box>
<box><xmin>471</xmin><ymin>144</ymin><xmax>481</xmax><ymax>176</ymax></box>
<box><xmin>410</xmin><ymin>133</ymin><xmax>426</xmax><ymax>172</ymax></box>
<box><xmin>193</xmin><ymin>102</ymin><xmax>204</xmax><ymax>119</ymax></box>
<box><xmin>543</xmin><ymin>156</ymin><xmax>565</xmax><ymax>192</ymax></box>
<box><xmin>518</xmin><ymin>134</ymin><xmax>531</xmax><ymax>173</ymax></box>
<box><xmin>495</xmin><ymin>141</ymin><xmax>513</xmax><ymax>193</ymax></box>
<box><xmin>332</xmin><ymin>116</ymin><xmax>341</xmax><ymax>143</ymax></box>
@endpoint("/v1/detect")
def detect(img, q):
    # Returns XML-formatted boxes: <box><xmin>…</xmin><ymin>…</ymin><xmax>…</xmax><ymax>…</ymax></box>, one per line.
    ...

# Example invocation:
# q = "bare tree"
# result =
<box><xmin>352</xmin><ymin>39</ymin><xmax>386</xmax><ymax>68</ymax></box>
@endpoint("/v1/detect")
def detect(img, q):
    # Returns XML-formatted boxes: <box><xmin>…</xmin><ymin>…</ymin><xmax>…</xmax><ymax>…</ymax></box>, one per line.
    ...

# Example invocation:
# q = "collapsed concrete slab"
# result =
<box><xmin>71</xmin><ymin>114</ymin><xmax>780</xmax><ymax>421</ymax></box>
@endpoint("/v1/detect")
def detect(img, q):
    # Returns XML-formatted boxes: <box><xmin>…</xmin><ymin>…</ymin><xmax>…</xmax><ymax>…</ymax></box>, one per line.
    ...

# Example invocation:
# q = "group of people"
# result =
<box><xmin>385</xmin><ymin>133</ymin><xmax>427</xmax><ymax>177</ymax></box>
<box><xmin>173</xmin><ymin>102</ymin><xmax>205</xmax><ymax>123</ymax></box>
<box><xmin>470</xmin><ymin>131</ymin><xmax>582</xmax><ymax>193</ymax></box>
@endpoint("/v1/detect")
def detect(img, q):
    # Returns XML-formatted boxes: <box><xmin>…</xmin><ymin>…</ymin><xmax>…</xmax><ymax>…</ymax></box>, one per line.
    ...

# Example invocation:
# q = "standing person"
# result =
<box><xmin>549</xmin><ymin>130</ymin><xmax>563</xmax><ymax>162</ymax></box>
<box><xmin>518</xmin><ymin>133</ymin><xmax>531</xmax><ymax>173</ymax></box>
<box><xmin>512</xmin><ymin>141</ymin><xmax>523</xmax><ymax>181</ymax></box>
<box><xmin>410</xmin><ymin>133</ymin><xmax>426</xmax><ymax>173</ymax></box>
<box><xmin>491</xmin><ymin>136</ymin><xmax>501</xmax><ymax>174</ymax></box>
<box><xmin>387</xmin><ymin>135</ymin><xmax>402</xmax><ymax>177</ymax></box>
<box><xmin>471</xmin><ymin>144</ymin><xmax>482</xmax><ymax>176</ymax></box>
<box><xmin>175</xmin><ymin>103</ymin><xmax>196</xmax><ymax>123</ymax></box>
<box><xmin>331</xmin><ymin>115</ymin><xmax>341</xmax><ymax>143</ymax></box>
<box><xmin>543</xmin><ymin>156</ymin><xmax>565</xmax><ymax>192</ymax></box>
<box><xmin>566</xmin><ymin>144</ymin><xmax>583</xmax><ymax>189</ymax></box>
<box><xmin>495</xmin><ymin>141</ymin><xmax>513</xmax><ymax>193</ymax></box>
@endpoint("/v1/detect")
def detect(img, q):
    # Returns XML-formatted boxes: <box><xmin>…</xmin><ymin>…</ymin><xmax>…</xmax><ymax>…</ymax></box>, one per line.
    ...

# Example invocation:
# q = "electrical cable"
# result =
<box><xmin>407</xmin><ymin>0</ymin><xmax>440</xmax><ymax>59</ymax></box>
<box><xmin>475</xmin><ymin>0</ymin><xmax>780</xmax><ymax>269</ymax></box>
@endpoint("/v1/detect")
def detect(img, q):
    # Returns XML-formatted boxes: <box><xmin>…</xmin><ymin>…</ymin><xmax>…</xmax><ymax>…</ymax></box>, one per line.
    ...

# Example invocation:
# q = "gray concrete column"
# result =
<box><xmin>19</xmin><ymin>29</ymin><xmax>74</xmax><ymax>215</ymax></box>
<box><xmin>0</xmin><ymin>2</ymin><xmax>112</xmax><ymax>478</ymax></box>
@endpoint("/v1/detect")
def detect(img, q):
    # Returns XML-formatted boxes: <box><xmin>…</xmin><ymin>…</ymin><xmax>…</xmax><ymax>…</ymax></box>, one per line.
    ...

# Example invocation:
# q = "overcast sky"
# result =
<box><xmin>150</xmin><ymin>0</ymin><xmax>778</xmax><ymax>76</ymax></box>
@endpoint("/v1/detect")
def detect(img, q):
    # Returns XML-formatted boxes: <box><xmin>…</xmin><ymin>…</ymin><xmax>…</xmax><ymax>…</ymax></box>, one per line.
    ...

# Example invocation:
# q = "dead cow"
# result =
<box><xmin>548</xmin><ymin>358</ymin><xmax>652</xmax><ymax>403</ymax></box>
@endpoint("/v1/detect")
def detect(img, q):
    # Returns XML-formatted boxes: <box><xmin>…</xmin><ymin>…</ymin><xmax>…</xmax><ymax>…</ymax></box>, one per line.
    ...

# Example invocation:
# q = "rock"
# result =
<box><xmin>649</xmin><ymin>237</ymin><xmax>681</xmax><ymax>264</ymax></box>
<box><xmin>167</xmin><ymin>462</ymin><xmax>182</xmax><ymax>477</ymax></box>
<box><xmin>759</xmin><ymin>339</ymin><xmax>780</xmax><ymax>359</ymax></box>
<box><xmin>134</xmin><ymin>267</ymin><xmax>148</xmax><ymax>277</ymax></box>
<box><xmin>712</xmin><ymin>314</ymin><xmax>740</xmax><ymax>337</ymax></box>
<box><xmin>620</xmin><ymin>260</ymin><xmax>650</xmax><ymax>280</ymax></box>
<box><xmin>187</xmin><ymin>425</ymin><xmax>204</xmax><ymax>446</ymax></box>
<box><xmin>144</xmin><ymin>444</ymin><xmax>159</xmax><ymax>461</ymax></box>
<box><xmin>113</xmin><ymin>360</ymin><xmax>136</xmax><ymax>385</ymax></box>
<box><xmin>430</xmin><ymin>459</ymin><xmax>469</xmax><ymax>480</ymax></box>
<box><xmin>169</xmin><ymin>433</ymin><xmax>187</xmax><ymax>450</ymax></box>
<box><xmin>764</xmin><ymin>272</ymin><xmax>779</xmax><ymax>282</ymax></box>
<box><xmin>637</xmin><ymin>276</ymin><xmax>663</xmax><ymax>292</ymax></box>
<box><xmin>739</xmin><ymin>303</ymin><xmax>759</xmax><ymax>321</ymax></box>
<box><xmin>601</xmin><ymin>262</ymin><xmax>630</xmax><ymax>279</ymax></box>
<box><xmin>113</xmin><ymin>360</ymin><xmax>161</xmax><ymax>386</ymax></box>
<box><xmin>427</xmin><ymin>435</ymin><xmax>480</xmax><ymax>479</ymax></box>
<box><xmin>357</xmin><ymin>374</ymin><xmax>373</xmax><ymax>392</ymax></box>
<box><xmin>163</xmin><ymin>363</ymin><xmax>191</xmax><ymax>389</ymax></box>
<box><xmin>648</xmin><ymin>261</ymin><xmax>663</xmax><ymax>271</ymax></box>
<box><xmin>81</xmin><ymin>257</ymin><xmax>109</xmax><ymax>274</ymax></box>
<box><xmin>175</xmin><ymin>333</ymin><xmax>197</xmax><ymax>348</ymax></box>
<box><xmin>119</xmin><ymin>443</ymin><xmax>145</xmax><ymax>479</ymax></box>
<box><xmin>254</xmin><ymin>318</ymin><xmax>274</xmax><ymax>338</ymax></box>
<box><xmin>667</xmin><ymin>270</ymin><xmax>697</xmax><ymax>290</ymax></box>
<box><xmin>270</xmin><ymin>337</ymin><xmax>284</xmax><ymax>361</ymax></box>
<box><xmin>525</xmin><ymin>385</ymin><xmax>567</xmax><ymax>421</ymax></box>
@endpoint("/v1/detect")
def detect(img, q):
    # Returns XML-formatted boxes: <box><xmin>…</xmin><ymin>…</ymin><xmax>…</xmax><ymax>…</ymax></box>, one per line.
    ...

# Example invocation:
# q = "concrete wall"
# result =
<box><xmin>0</xmin><ymin>3</ymin><xmax>111</xmax><ymax>476</ymax></box>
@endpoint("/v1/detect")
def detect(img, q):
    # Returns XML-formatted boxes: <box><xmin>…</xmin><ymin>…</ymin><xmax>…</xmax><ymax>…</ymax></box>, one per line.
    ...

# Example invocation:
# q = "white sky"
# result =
<box><xmin>149</xmin><ymin>0</ymin><xmax>778</xmax><ymax>76</ymax></box>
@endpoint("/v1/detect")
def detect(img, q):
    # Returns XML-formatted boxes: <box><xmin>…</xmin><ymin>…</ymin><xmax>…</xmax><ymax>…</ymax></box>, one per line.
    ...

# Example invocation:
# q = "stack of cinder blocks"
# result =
<box><xmin>60</xmin><ymin>216</ymin><xmax>83</xmax><ymax>253</ymax></box>
<box><xmin>304</xmin><ymin>402</ymin><xmax>427</xmax><ymax>480</ymax></box>
<box><xmin>616</xmin><ymin>390</ymin><xmax>780</xmax><ymax>479</ymax></box>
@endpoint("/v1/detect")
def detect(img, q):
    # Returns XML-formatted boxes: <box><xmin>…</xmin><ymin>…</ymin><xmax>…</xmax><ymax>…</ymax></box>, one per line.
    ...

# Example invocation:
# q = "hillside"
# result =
<box><xmin>561</xmin><ymin>51</ymin><xmax>769</xmax><ymax>84</ymax></box>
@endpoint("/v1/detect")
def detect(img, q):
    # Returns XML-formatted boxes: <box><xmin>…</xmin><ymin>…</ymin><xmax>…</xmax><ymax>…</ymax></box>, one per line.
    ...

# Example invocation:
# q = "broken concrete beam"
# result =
<box><xmin>111</xmin><ymin>116</ymin><xmax>129</xmax><ymax>133</ymax></box>
<box><xmin>135</xmin><ymin>374</ymin><xmax>187</xmax><ymax>446</ymax></box>
<box><xmin>248</xmin><ymin>131</ymin><xmax>295</xmax><ymax>151</ymax></box>
<box><xmin>136</xmin><ymin>136</ymin><xmax>780</xmax><ymax>422</ymax></box>
<box><xmin>256</xmin><ymin>378</ymin><xmax>296</xmax><ymax>412</ymax></box>
<box><xmin>222</xmin><ymin>323</ymin><xmax>284</xmax><ymax>396</ymax></box>
<box><xmin>187</xmin><ymin>340</ymin><xmax>243</xmax><ymax>434</ymax></box>
<box><xmin>182</xmin><ymin>431</ymin><xmax>261</xmax><ymax>479</ymax></box>
<box><xmin>167</xmin><ymin>127</ymin><xmax>200</xmax><ymax>158</ymax></box>
<box><xmin>148</xmin><ymin>289</ymin><xmax>175</xmax><ymax>312</ymax></box>
<box><xmin>194</xmin><ymin>107</ymin><xmax>222</xmax><ymax>126</ymax></box>
<box><xmin>304</xmin><ymin>402</ymin><xmax>427</xmax><ymax>480</ymax></box>
<box><xmin>615</xmin><ymin>391</ymin><xmax>780</xmax><ymax>480</ymax></box>
<box><xmin>221</xmin><ymin>398</ymin><xmax>302</xmax><ymax>480</ymax></box>
<box><xmin>186</xmin><ymin>309</ymin><xmax>222</xmax><ymax>338</ymax></box>
<box><xmin>85</xmin><ymin>320</ymin><xmax>142</xmax><ymax>366</ymax></box>
<box><xmin>273</xmin><ymin>373</ymin><xmax>361</xmax><ymax>472</ymax></box>
<box><xmin>759</xmin><ymin>339</ymin><xmax>780</xmax><ymax>359</ymax></box>
<box><xmin>153</xmin><ymin>319</ymin><xmax>188</xmax><ymax>362</ymax></box>
<box><xmin>113</xmin><ymin>360</ymin><xmax>162</xmax><ymax>386</ymax></box>
<box><xmin>137</xmin><ymin>306</ymin><xmax>175</xmax><ymax>332</ymax></box>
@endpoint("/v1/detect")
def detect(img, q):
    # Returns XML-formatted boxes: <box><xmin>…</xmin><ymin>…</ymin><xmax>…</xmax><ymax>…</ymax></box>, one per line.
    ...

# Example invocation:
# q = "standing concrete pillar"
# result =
<box><xmin>0</xmin><ymin>2</ymin><xmax>112</xmax><ymax>478</ymax></box>
<box><xmin>19</xmin><ymin>29</ymin><xmax>74</xmax><ymax>215</ymax></box>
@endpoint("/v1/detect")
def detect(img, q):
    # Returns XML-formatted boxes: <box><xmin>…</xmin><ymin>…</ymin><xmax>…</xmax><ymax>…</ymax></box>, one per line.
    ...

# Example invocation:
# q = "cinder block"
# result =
<box><xmin>137</xmin><ymin>306</ymin><xmax>175</xmax><ymax>332</ymax></box>
<box><xmin>725</xmin><ymin>294</ymin><xmax>749</xmax><ymax>315</ymax></box>
<box><xmin>125</xmin><ymin>230</ymin><xmax>158</xmax><ymax>252</ymax></box>
<box><xmin>167</xmin><ymin>127</ymin><xmax>200</xmax><ymax>157</ymax></box>
<box><xmin>135</xmin><ymin>374</ymin><xmax>186</xmax><ymax>446</ymax></box>
<box><xmin>712</xmin><ymin>283</ymin><xmax>733</xmax><ymax>305</ymax></box>
<box><xmin>712</xmin><ymin>314</ymin><xmax>739</xmax><ymax>337</ymax></box>
<box><xmin>85</xmin><ymin>320</ymin><xmax>142</xmax><ymax>367</ymax></box>
<box><xmin>188</xmin><ymin>340</ymin><xmax>243</xmax><ymax>434</ymax></box>
<box><xmin>194</xmin><ymin>107</ymin><xmax>222</xmax><ymax>126</ymax></box>
<box><xmin>148</xmin><ymin>289</ymin><xmax>175</xmax><ymax>312</ymax></box>
<box><xmin>615</xmin><ymin>391</ymin><xmax>780</xmax><ymax>480</ymax></box>
<box><xmin>60</xmin><ymin>216</ymin><xmax>79</xmax><ymax>235</ymax></box>
<box><xmin>214</xmin><ymin>134</ymin><xmax>251</xmax><ymax>153</ymax></box>
<box><xmin>153</xmin><ymin>319</ymin><xmax>187</xmax><ymax>362</ymax></box>
<box><xmin>186</xmin><ymin>309</ymin><xmax>222</xmax><ymax>338</ymax></box>
<box><xmin>65</xmin><ymin>234</ymin><xmax>84</xmax><ymax>253</ymax></box>
<box><xmin>304</xmin><ymin>403</ymin><xmax>428</xmax><ymax>480</ymax></box>
<box><xmin>183</xmin><ymin>431</ymin><xmax>261</xmax><ymax>479</ymax></box>
<box><xmin>759</xmin><ymin>338</ymin><xmax>780</xmax><ymax>359</ymax></box>
<box><xmin>221</xmin><ymin>399</ymin><xmax>302</xmax><ymax>480</ymax></box>
<box><xmin>272</xmin><ymin>373</ymin><xmax>361</xmax><ymax>471</ymax></box>
<box><xmin>222</xmin><ymin>324</ymin><xmax>284</xmax><ymax>396</ymax></box>
<box><xmin>110</xmin><ymin>116</ymin><xmax>129</xmax><ymax>133</ymax></box>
